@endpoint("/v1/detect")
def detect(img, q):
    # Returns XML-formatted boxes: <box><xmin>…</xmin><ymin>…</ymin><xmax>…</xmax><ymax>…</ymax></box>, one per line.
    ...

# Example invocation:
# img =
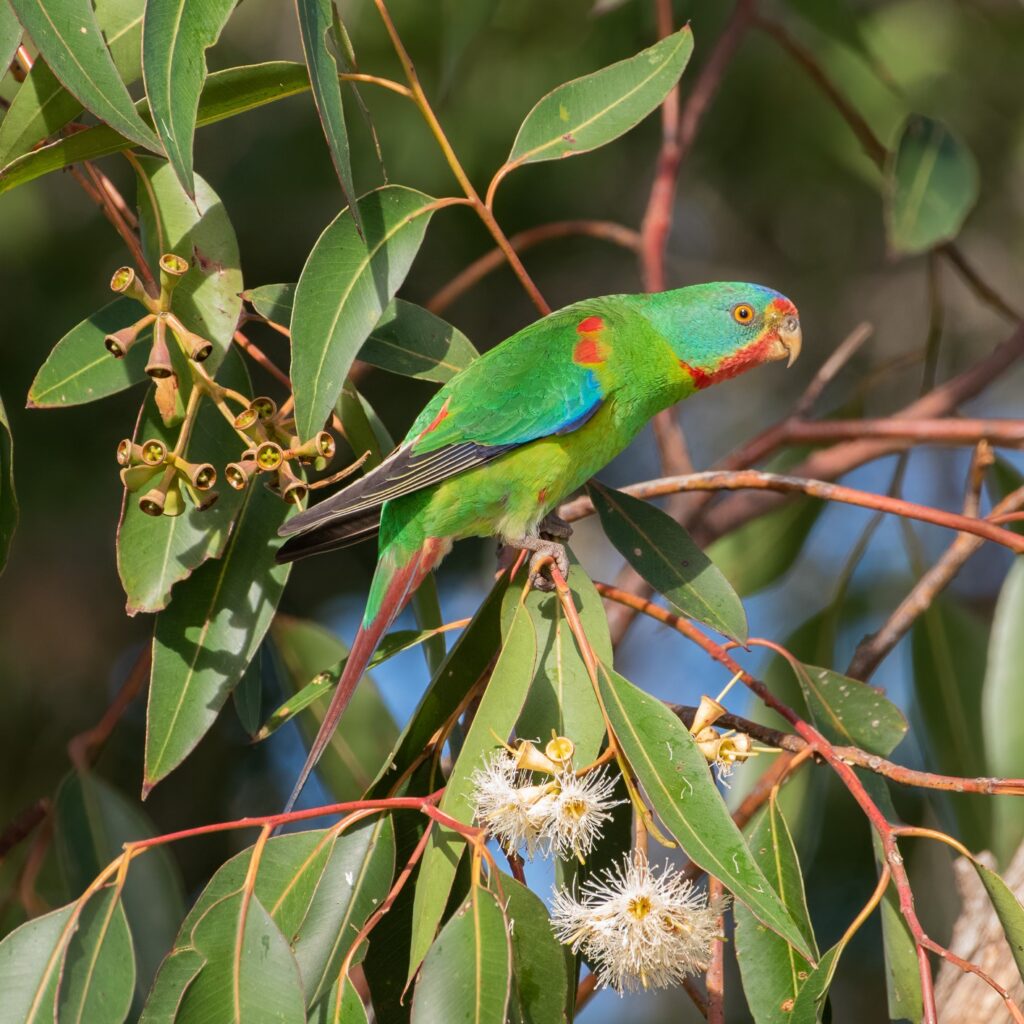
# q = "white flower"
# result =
<box><xmin>551</xmin><ymin>854</ymin><xmax>722</xmax><ymax>993</ymax></box>
<box><xmin>471</xmin><ymin>753</ymin><xmax>623</xmax><ymax>860</ymax></box>
<box><xmin>471</xmin><ymin>751</ymin><xmax>555</xmax><ymax>858</ymax></box>
<box><xmin>547</xmin><ymin>767</ymin><xmax>624</xmax><ymax>861</ymax></box>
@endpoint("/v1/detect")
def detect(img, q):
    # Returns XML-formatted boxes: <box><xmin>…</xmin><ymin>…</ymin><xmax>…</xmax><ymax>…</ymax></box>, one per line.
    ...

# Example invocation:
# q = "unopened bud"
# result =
<box><xmin>162</xmin><ymin>479</ymin><xmax>186</xmax><ymax>517</ymax></box>
<box><xmin>694</xmin><ymin>726</ymin><xmax>722</xmax><ymax>763</ymax></box>
<box><xmin>255</xmin><ymin>441</ymin><xmax>284</xmax><ymax>472</ymax></box>
<box><xmin>145</xmin><ymin>319</ymin><xmax>175</xmax><ymax>379</ymax></box>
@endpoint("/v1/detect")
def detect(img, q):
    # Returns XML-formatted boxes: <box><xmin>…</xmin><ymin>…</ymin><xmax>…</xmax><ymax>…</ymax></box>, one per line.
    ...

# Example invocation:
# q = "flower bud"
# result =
<box><xmin>162</xmin><ymin>479</ymin><xmax>187</xmax><ymax>517</ymax></box>
<box><xmin>689</xmin><ymin>696</ymin><xmax>726</xmax><ymax>736</ymax></box>
<box><xmin>110</xmin><ymin>266</ymin><xmax>152</xmax><ymax>305</ymax></box>
<box><xmin>249</xmin><ymin>396</ymin><xmax>277</xmax><ymax>421</ymax></box>
<box><xmin>289</xmin><ymin>431</ymin><xmax>336</xmax><ymax>463</ymax></box>
<box><xmin>276</xmin><ymin>462</ymin><xmax>308</xmax><ymax>505</ymax></box>
<box><xmin>693</xmin><ymin>727</ymin><xmax>722</xmax><ymax>763</ymax></box>
<box><xmin>254</xmin><ymin>441</ymin><xmax>284</xmax><ymax>472</ymax></box>
<box><xmin>145</xmin><ymin>319</ymin><xmax>175</xmax><ymax>379</ymax></box>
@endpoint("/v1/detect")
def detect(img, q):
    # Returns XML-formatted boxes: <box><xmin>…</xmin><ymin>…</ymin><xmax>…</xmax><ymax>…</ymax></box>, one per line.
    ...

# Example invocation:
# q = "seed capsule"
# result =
<box><xmin>110</xmin><ymin>266</ymin><xmax>152</xmax><ymax>305</ymax></box>
<box><xmin>255</xmin><ymin>441</ymin><xmax>284</xmax><ymax>471</ymax></box>
<box><xmin>290</xmin><ymin>431</ymin><xmax>336</xmax><ymax>463</ymax></box>
<box><xmin>249</xmin><ymin>396</ymin><xmax>277</xmax><ymax>421</ymax></box>
<box><xmin>145</xmin><ymin>319</ymin><xmax>175</xmax><ymax>379</ymax></box>
<box><xmin>277</xmin><ymin>462</ymin><xmax>308</xmax><ymax>505</ymax></box>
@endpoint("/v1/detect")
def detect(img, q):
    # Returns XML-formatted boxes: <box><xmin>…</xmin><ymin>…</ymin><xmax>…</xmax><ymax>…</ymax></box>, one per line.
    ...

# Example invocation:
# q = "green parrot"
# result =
<box><xmin>277</xmin><ymin>282</ymin><xmax>802</xmax><ymax>808</ymax></box>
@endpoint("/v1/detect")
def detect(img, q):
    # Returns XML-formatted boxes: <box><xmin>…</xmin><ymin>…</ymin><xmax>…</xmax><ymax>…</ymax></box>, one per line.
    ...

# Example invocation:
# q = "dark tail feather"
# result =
<box><xmin>275</xmin><ymin>510</ymin><xmax>382</xmax><ymax>564</ymax></box>
<box><xmin>281</xmin><ymin>538</ymin><xmax>446</xmax><ymax>813</ymax></box>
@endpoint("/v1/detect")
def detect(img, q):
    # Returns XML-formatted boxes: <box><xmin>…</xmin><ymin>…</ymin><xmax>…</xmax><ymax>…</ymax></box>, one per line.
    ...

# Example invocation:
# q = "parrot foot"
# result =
<box><xmin>538</xmin><ymin>511</ymin><xmax>573</xmax><ymax>542</ymax></box>
<box><xmin>500</xmin><ymin>535</ymin><xmax>570</xmax><ymax>592</ymax></box>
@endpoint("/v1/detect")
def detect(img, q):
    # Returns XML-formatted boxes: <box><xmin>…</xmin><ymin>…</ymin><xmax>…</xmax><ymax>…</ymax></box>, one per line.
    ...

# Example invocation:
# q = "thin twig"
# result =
<box><xmin>706</xmin><ymin>878</ymin><xmax>726</xmax><ymax>1024</ymax></box>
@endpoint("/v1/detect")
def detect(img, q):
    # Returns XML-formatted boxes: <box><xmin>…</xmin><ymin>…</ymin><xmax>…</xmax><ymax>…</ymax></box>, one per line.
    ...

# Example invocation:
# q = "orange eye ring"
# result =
<box><xmin>733</xmin><ymin>303</ymin><xmax>755</xmax><ymax>324</ymax></box>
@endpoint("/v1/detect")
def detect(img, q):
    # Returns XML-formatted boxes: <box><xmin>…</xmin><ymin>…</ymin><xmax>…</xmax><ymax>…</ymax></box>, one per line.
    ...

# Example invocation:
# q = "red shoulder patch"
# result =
<box><xmin>573</xmin><ymin>337</ymin><xmax>609</xmax><ymax>365</ymax></box>
<box><xmin>576</xmin><ymin>315</ymin><xmax>604</xmax><ymax>334</ymax></box>
<box><xmin>419</xmin><ymin>398</ymin><xmax>451</xmax><ymax>438</ymax></box>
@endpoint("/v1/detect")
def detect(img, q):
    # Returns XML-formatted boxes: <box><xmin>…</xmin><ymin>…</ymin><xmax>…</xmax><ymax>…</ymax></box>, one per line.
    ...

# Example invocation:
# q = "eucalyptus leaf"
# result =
<box><xmin>0</xmin><ymin>903</ymin><xmax>75</xmax><ymax>1023</ymax></box>
<box><xmin>0</xmin><ymin>392</ymin><xmax>16</xmax><ymax>574</ymax></box>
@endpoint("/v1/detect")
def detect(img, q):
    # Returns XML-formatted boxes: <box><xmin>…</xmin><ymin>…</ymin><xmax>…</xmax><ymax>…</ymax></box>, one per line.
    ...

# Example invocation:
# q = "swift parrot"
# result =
<box><xmin>277</xmin><ymin>282</ymin><xmax>802</xmax><ymax>809</ymax></box>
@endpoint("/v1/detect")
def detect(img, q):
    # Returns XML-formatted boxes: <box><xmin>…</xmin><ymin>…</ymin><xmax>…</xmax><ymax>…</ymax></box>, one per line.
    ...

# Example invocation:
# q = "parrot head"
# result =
<box><xmin>645</xmin><ymin>282</ymin><xmax>802</xmax><ymax>389</ymax></box>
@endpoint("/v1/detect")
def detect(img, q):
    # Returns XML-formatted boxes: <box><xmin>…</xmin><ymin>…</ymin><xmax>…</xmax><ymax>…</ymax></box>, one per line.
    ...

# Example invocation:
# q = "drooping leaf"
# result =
<box><xmin>0</xmin><ymin>392</ymin><xmax>16</xmax><ymax>574</ymax></box>
<box><xmin>792</xmin><ymin>663</ymin><xmax>908</xmax><ymax>757</ymax></box>
<box><xmin>589</xmin><ymin>481</ymin><xmax>748</xmax><ymax>641</ymax></box>
<box><xmin>886</xmin><ymin>114</ymin><xmax>979</xmax><ymax>255</ymax></box>
<box><xmin>290</xmin><ymin>186</ymin><xmax>437</xmax><ymax>439</ymax></box>
<box><xmin>53</xmin><ymin>771</ymin><xmax>185</xmax><ymax>1003</ymax></box>
<box><xmin>0</xmin><ymin>61</ymin><xmax>312</xmax><ymax>194</ymax></box>
<box><xmin>175</xmin><ymin>892</ymin><xmax>306</xmax><ymax>1022</ymax></box>
<box><xmin>27</xmin><ymin>298</ymin><xmax>150</xmax><ymax>408</ymax></box>
<box><xmin>983</xmin><ymin>558</ymin><xmax>1024</xmax><ymax>863</ymax></box>
<box><xmin>505</xmin><ymin>26</ymin><xmax>692</xmax><ymax>169</ymax></box>
<box><xmin>0</xmin><ymin>4</ymin><xmax>21</xmax><ymax>75</ymax></box>
<box><xmin>735</xmin><ymin>798</ymin><xmax>818</xmax><ymax>1024</ymax></box>
<box><xmin>135</xmin><ymin>156</ymin><xmax>242</xmax><ymax>370</ymax></box>
<box><xmin>707</xmin><ymin>497</ymin><xmax>821</xmax><ymax>596</ymax></box>
<box><xmin>508</xmin><ymin>556</ymin><xmax>608</xmax><ymax>768</ymax></box>
<box><xmin>142</xmin><ymin>0</ymin><xmax>237</xmax><ymax>195</ymax></box>
<box><xmin>411</xmin><ymin>886</ymin><xmax>512</xmax><ymax>1024</ymax></box>
<box><xmin>144</xmin><ymin>482</ymin><xmax>292</xmax><ymax>791</ymax></box>
<box><xmin>0</xmin><ymin>903</ymin><xmax>75</xmax><ymax>1023</ymax></box>
<box><xmin>295</xmin><ymin>0</ymin><xmax>359</xmax><ymax>223</ymax></box>
<box><xmin>8</xmin><ymin>0</ymin><xmax>159</xmax><ymax>151</ymax></box>
<box><xmin>270</xmin><ymin>614</ymin><xmax>398</xmax><ymax>802</ymax></box>
<box><xmin>972</xmin><ymin>858</ymin><xmax>1024</xmax><ymax>983</ymax></box>
<box><xmin>57</xmin><ymin>887</ymin><xmax>135</xmax><ymax>1024</ymax></box>
<box><xmin>408</xmin><ymin>594</ymin><xmax>537</xmax><ymax>978</ymax></box>
<box><xmin>310</xmin><ymin>978</ymin><xmax>369</xmax><ymax>1024</ymax></box>
<box><xmin>596</xmin><ymin>664</ymin><xmax>813</xmax><ymax>959</ymax></box>
<box><xmin>293</xmin><ymin>816</ymin><xmax>396</xmax><ymax>1005</ymax></box>
<box><xmin>252</xmin><ymin>284</ymin><xmax>478</xmax><ymax>384</ymax></box>
<box><xmin>500</xmin><ymin>874</ymin><xmax>568</xmax><ymax>1024</ymax></box>
<box><xmin>0</xmin><ymin>0</ymin><xmax>143</xmax><ymax>167</ymax></box>
<box><xmin>138</xmin><ymin>948</ymin><xmax>204</xmax><ymax>1023</ymax></box>
<box><xmin>116</xmin><ymin>347</ymin><xmax>250</xmax><ymax>616</ymax></box>
<box><xmin>789</xmin><ymin>943</ymin><xmax>842</xmax><ymax>1024</ymax></box>
<box><xmin>912</xmin><ymin>597</ymin><xmax>991</xmax><ymax>850</ymax></box>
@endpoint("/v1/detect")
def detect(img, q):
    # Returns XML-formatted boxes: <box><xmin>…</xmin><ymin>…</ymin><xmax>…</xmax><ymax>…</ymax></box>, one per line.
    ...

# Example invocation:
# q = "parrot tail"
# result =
<box><xmin>281</xmin><ymin>535</ymin><xmax>450</xmax><ymax>814</ymax></box>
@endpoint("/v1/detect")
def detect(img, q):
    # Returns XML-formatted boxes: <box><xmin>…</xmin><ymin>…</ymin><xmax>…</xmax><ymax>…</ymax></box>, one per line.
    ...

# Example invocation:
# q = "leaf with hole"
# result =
<box><xmin>589</xmin><ymin>481</ymin><xmax>747</xmax><ymax>641</ymax></box>
<box><xmin>505</xmin><ymin>26</ymin><xmax>692</xmax><ymax>169</ymax></box>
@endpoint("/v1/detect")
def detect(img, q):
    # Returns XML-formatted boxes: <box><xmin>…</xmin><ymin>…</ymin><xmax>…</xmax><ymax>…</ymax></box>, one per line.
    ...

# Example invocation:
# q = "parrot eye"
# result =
<box><xmin>732</xmin><ymin>303</ymin><xmax>755</xmax><ymax>324</ymax></box>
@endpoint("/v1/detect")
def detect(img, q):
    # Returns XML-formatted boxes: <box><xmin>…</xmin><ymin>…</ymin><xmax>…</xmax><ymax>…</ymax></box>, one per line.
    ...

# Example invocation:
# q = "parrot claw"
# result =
<box><xmin>497</xmin><ymin>535</ymin><xmax>570</xmax><ymax>590</ymax></box>
<box><xmin>538</xmin><ymin>511</ymin><xmax>573</xmax><ymax>542</ymax></box>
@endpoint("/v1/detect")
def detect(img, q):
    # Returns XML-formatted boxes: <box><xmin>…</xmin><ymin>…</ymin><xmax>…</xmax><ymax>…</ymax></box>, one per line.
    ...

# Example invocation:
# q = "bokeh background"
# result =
<box><xmin>2</xmin><ymin>1</ymin><xmax>1023</xmax><ymax>1020</ymax></box>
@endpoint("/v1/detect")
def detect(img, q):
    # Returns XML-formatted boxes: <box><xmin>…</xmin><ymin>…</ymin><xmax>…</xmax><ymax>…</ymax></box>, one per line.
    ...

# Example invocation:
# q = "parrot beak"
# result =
<box><xmin>766</xmin><ymin>314</ymin><xmax>802</xmax><ymax>367</ymax></box>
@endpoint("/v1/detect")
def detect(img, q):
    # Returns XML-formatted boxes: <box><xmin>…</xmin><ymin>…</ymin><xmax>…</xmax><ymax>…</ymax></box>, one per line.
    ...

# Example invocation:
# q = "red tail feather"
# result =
<box><xmin>281</xmin><ymin>538</ymin><xmax>448</xmax><ymax>813</ymax></box>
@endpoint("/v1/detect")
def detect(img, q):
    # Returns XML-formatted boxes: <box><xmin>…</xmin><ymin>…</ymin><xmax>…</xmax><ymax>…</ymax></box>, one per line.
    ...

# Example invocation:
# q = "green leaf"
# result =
<box><xmin>791</xmin><ymin>662</ymin><xmax>907</xmax><ymax>757</ymax></box>
<box><xmin>251</xmin><ymin>285</ymin><xmax>478</xmax><ymax>384</ymax></box>
<box><xmin>411</xmin><ymin>887</ymin><xmax>511</xmax><ymax>1024</ymax></box>
<box><xmin>707</xmin><ymin>497</ymin><xmax>821</xmax><ymax>597</ymax></box>
<box><xmin>505</xmin><ymin>26</ymin><xmax>692</xmax><ymax>168</ymax></box>
<box><xmin>310</xmin><ymin>978</ymin><xmax>369</xmax><ymax>1024</ymax></box>
<box><xmin>8</xmin><ymin>0</ymin><xmax>159</xmax><ymax>151</ymax></box>
<box><xmin>27</xmin><ymin>298</ymin><xmax>150</xmax><ymax>407</ymax></box>
<box><xmin>789</xmin><ymin>943</ymin><xmax>842</xmax><ymax>1024</ymax></box>
<box><xmin>596</xmin><ymin>664</ymin><xmax>813</xmax><ymax>959</ymax></box>
<box><xmin>232</xmin><ymin>642</ymin><xmax>264</xmax><ymax>736</ymax></box>
<box><xmin>142</xmin><ymin>0</ymin><xmax>236</xmax><ymax>196</ymax></box>
<box><xmin>886</xmin><ymin>114</ymin><xmax>979</xmax><ymax>255</ymax></box>
<box><xmin>0</xmin><ymin>0</ymin><xmax>143</xmax><ymax>168</ymax></box>
<box><xmin>175</xmin><ymin>892</ymin><xmax>306</xmax><ymax>1023</ymax></box>
<box><xmin>367</xmin><ymin>576</ymin><xmax>508</xmax><ymax>799</ymax></box>
<box><xmin>735</xmin><ymin>798</ymin><xmax>818</xmax><ymax>1024</ymax></box>
<box><xmin>138</xmin><ymin>948</ymin><xmax>203</xmax><ymax>1023</ymax></box>
<box><xmin>290</xmin><ymin>186</ymin><xmax>437</xmax><ymax>439</ymax></box>
<box><xmin>144</xmin><ymin>482</ymin><xmax>292</xmax><ymax>791</ymax></box>
<box><xmin>53</xmin><ymin>771</ymin><xmax>185</xmax><ymax>1003</ymax></box>
<box><xmin>0</xmin><ymin>392</ymin><xmax>16</xmax><ymax>574</ymax></box>
<box><xmin>269</xmin><ymin>615</ymin><xmax>398</xmax><ymax>801</ymax></box>
<box><xmin>295</xmin><ymin>0</ymin><xmax>358</xmax><ymax>222</ymax></box>
<box><xmin>507</xmin><ymin>557</ymin><xmax>607</xmax><ymax>767</ymax></box>
<box><xmin>408</xmin><ymin>596</ymin><xmax>537</xmax><ymax>979</ymax></box>
<box><xmin>0</xmin><ymin>3</ymin><xmax>21</xmax><ymax>75</ymax></box>
<box><xmin>0</xmin><ymin>903</ymin><xmax>75</xmax><ymax>1023</ymax></box>
<box><xmin>588</xmin><ymin>481</ymin><xmax>747</xmax><ymax>641</ymax></box>
<box><xmin>983</xmin><ymin>558</ymin><xmax>1024</xmax><ymax>863</ymax></box>
<box><xmin>57</xmin><ymin>887</ymin><xmax>135</xmax><ymax>1024</ymax></box>
<box><xmin>0</xmin><ymin>61</ymin><xmax>312</xmax><ymax>194</ymax></box>
<box><xmin>116</xmin><ymin>347</ymin><xmax>250</xmax><ymax>616</ymax></box>
<box><xmin>912</xmin><ymin>598</ymin><xmax>991</xmax><ymax>849</ymax></box>
<box><xmin>500</xmin><ymin>874</ymin><xmax>568</xmax><ymax>1024</ymax></box>
<box><xmin>972</xmin><ymin>859</ymin><xmax>1024</xmax><ymax>983</ymax></box>
<box><xmin>293</xmin><ymin>816</ymin><xmax>396</xmax><ymax>1005</ymax></box>
<box><xmin>135</xmin><ymin>156</ymin><xmax>242</xmax><ymax>370</ymax></box>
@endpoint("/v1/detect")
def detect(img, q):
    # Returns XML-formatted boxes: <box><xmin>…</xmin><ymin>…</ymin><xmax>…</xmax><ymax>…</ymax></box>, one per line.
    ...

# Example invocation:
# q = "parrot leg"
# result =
<box><xmin>505</xmin><ymin>535</ymin><xmax>570</xmax><ymax>592</ymax></box>
<box><xmin>538</xmin><ymin>511</ymin><xmax>573</xmax><ymax>542</ymax></box>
